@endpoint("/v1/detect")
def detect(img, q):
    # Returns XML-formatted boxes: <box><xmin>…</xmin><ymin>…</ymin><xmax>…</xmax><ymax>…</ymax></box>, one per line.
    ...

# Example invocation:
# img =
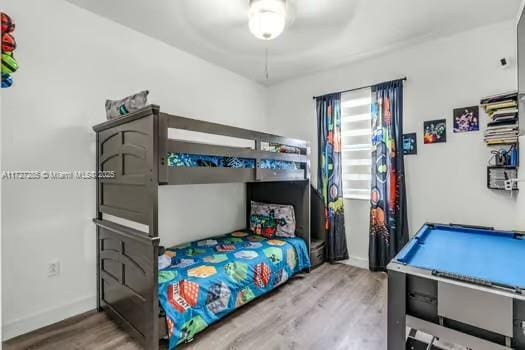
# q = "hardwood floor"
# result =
<box><xmin>4</xmin><ymin>263</ymin><xmax>387</xmax><ymax>350</ymax></box>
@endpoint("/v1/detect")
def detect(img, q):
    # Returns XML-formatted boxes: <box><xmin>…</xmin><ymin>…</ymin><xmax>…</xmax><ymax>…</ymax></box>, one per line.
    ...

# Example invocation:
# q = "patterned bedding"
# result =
<box><xmin>158</xmin><ymin>230</ymin><xmax>310</xmax><ymax>349</ymax></box>
<box><xmin>167</xmin><ymin>153</ymin><xmax>301</xmax><ymax>170</ymax></box>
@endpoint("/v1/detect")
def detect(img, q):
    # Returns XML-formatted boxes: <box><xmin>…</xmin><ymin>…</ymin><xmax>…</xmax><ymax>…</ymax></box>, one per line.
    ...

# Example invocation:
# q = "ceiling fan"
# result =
<box><xmin>248</xmin><ymin>0</ymin><xmax>288</xmax><ymax>40</ymax></box>
<box><xmin>247</xmin><ymin>0</ymin><xmax>291</xmax><ymax>80</ymax></box>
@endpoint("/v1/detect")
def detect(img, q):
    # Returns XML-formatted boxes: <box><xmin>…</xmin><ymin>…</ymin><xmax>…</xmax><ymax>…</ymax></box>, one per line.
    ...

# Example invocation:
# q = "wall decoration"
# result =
<box><xmin>1</xmin><ymin>53</ymin><xmax>18</xmax><ymax>74</ymax></box>
<box><xmin>1</xmin><ymin>12</ymin><xmax>17</xmax><ymax>89</ymax></box>
<box><xmin>453</xmin><ymin>105</ymin><xmax>479</xmax><ymax>133</ymax></box>
<box><xmin>423</xmin><ymin>119</ymin><xmax>447</xmax><ymax>144</ymax></box>
<box><xmin>1</xmin><ymin>74</ymin><xmax>13</xmax><ymax>88</ymax></box>
<box><xmin>1</xmin><ymin>33</ymin><xmax>16</xmax><ymax>52</ymax></box>
<box><xmin>1</xmin><ymin>12</ymin><xmax>15</xmax><ymax>33</ymax></box>
<box><xmin>402</xmin><ymin>133</ymin><xmax>417</xmax><ymax>155</ymax></box>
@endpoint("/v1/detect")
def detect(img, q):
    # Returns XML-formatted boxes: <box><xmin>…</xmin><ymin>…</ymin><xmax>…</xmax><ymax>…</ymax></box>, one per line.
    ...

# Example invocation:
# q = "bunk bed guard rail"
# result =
<box><xmin>159</xmin><ymin>110</ymin><xmax>311</xmax><ymax>185</ymax></box>
<box><xmin>92</xmin><ymin>104</ymin><xmax>311</xmax><ymax>235</ymax></box>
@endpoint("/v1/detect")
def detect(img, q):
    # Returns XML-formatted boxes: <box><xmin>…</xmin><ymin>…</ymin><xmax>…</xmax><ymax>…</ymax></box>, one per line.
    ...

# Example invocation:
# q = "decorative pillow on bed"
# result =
<box><xmin>105</xmin><ymin>90</ymin><xmax>149</xmax><ymax>120</ymax></box>
<box><xmin>249</xmin><ymin>201</ymin><xmax>296</xmax><ymax>238</ymax></box>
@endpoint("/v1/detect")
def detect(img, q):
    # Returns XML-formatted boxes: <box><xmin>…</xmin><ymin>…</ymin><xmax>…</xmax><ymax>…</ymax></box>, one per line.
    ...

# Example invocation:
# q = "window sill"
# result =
<box><xmin>343</xmin><ymin>196</ymin><xmax>369</xmax><ymax>201</ymax></box>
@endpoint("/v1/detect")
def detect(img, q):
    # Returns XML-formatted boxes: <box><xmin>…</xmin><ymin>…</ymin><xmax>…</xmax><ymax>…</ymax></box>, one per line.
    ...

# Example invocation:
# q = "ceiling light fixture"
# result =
<box><xmin>248</xmin><ymin>0</ymin><xmax>287</xmax><ymax>40</ymax></box>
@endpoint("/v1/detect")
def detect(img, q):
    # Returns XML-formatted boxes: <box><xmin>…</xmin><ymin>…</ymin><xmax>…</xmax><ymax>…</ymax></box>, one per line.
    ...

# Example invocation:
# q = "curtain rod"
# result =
<box><xmin>312</xmin><ymin>76</ymin><xmax>407</xmax><ymax>100</ymax></box>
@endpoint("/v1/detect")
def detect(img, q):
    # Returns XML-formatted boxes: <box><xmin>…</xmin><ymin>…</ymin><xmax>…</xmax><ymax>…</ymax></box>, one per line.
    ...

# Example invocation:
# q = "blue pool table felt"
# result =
<box><xmin>396</xmin><ymin>225</ymin><xmax>525</xmax><ymax>290</ymax></box>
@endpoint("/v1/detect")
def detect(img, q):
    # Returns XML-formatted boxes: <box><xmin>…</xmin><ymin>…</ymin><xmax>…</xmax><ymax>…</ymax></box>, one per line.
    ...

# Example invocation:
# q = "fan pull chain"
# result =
<box><xmin>265</xmin><ymin>48</ymin><xmax>269</xmax><ymax>81</ymax></box>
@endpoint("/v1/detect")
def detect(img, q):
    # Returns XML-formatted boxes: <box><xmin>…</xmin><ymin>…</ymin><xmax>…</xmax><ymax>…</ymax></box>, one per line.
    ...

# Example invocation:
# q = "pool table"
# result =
<box><xmin>387</xmin><ymin>223</ymin><xmax>525</xmax><ymax>350</ymax></box>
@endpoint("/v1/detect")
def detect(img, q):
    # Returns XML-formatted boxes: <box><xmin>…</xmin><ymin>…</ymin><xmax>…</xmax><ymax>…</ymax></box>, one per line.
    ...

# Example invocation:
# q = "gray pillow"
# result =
<box><xmin>105</xmin><ymin>90</ymin><xmax>149</xmax><ymax>120</ymax></box>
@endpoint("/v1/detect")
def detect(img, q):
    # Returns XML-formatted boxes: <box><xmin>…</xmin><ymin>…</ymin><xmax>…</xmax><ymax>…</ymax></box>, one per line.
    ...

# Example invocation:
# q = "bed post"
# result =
<box><xmin>95</xmin><ymin>131</ymin><xmax>102</xmax><ymax>312</ymax></box>
<box><xmin>146</xmin><ymin>239</ymin><xmax>160</xmax><ymax>350</ymax></box>
<box><xmin>303</xmin><ymin>181</ymin><xmax>311</xmax><ymax>266</ymax></box>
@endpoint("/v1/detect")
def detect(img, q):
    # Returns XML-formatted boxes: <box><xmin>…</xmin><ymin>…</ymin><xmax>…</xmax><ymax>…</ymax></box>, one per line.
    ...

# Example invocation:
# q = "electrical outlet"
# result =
<box><xmin>48</xmin><ymin>260</ymin><xmax>60</xmax><ymax>277</ymax></box>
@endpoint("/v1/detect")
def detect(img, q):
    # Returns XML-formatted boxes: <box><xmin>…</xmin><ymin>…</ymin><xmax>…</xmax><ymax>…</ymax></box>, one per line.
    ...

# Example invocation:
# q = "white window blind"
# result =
<box><xmin>341</xmin><ymin>87</ymin><xmax>372</xmax><ymax>200</ymax></box>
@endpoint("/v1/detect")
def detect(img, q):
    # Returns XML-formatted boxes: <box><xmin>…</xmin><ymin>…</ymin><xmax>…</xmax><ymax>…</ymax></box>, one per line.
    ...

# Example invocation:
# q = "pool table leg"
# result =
<box><xmin>388</xmin><ymin>270</ymin><xmax>406</xmax><ymax>350</ymax></box>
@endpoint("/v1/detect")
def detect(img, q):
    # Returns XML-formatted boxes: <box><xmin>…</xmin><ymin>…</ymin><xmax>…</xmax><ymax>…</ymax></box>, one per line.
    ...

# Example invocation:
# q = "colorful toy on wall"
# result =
<box><xmin>1</xmin><ymin>74</ymin><xmax>13</xmax><ymax>88</ymax></box>
<box><xmin>1</xmin><ymin>53</ymin><xmax>18</xmax><ymax>74</ymax></box>
<box><xmin>1</xmin><ymin>12</ymin><xmax>15</xmax><ymax>33</ymax></box>
<box><xmin>1</xmin><ymin>12</ymin><xmax>17</xmax><ymax>89</ymax></box>
<box><xmin>2</xmin><ymin>33</ymin><xmax>16</xmax><ymax>52</ymax></box>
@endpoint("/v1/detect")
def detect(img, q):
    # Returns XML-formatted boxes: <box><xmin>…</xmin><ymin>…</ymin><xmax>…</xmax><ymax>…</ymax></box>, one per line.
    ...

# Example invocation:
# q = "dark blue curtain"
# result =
<box><xmin>316</xmin><ymin>93</ymin><xmax>349</xmax><ymax>262</ymax></box>
<box><xmin>369</xmin><ymin>80</ymin><xmax>408</xmax><ymax>271</ymax></box>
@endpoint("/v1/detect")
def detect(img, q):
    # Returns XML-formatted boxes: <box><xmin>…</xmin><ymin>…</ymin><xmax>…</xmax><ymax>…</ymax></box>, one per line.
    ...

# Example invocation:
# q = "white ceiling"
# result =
<box><xmin>67</xmin><ymin>0</ymin><xmax>520</xmax><ymax>85</ymax></box>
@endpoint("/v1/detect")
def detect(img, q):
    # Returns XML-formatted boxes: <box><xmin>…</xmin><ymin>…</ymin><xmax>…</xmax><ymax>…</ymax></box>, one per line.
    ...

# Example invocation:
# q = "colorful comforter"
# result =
<box><xmin>158</xmin><ymin>230</ymin><xmax>310</xmax><ymax>349</ymax></box>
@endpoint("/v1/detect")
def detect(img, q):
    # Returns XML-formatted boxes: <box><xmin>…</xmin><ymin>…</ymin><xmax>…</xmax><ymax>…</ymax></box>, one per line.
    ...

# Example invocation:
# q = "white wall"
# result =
<box><xmin>1</xmin><ymin>0</ymin><xmax>268</xmax><ymax>340</ymax></box>
<box><xmin>266</xmin><ymin>20</ymin><xmax>521</xmax><ymax>266</ymax></box>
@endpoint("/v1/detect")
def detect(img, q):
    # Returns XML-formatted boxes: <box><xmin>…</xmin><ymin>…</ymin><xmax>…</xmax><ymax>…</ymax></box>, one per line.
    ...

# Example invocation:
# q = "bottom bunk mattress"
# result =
<box><xmin>158</xmin><ymin>230</ymin><xmax>310</xmax><ymax>349</ymax></box>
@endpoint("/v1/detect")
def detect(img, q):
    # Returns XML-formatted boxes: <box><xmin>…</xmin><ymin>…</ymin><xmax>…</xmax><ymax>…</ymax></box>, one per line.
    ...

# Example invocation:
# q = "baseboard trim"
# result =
<box><xmin>2</xmin><ymin>295</ymin><xmax>96</xmax><ymax>341</ymax></box>
<box><xmin>340</xmin><ymin>256</ymin><xmax>369</xmax><ymax>270</ymax></box>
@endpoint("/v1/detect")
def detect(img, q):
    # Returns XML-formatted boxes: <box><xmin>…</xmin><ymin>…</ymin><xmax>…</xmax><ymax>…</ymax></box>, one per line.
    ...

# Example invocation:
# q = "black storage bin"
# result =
<box><xmin>310</xmin><ymin>239</ymin><xmax>325</xmax><ymax>268</ymax></box>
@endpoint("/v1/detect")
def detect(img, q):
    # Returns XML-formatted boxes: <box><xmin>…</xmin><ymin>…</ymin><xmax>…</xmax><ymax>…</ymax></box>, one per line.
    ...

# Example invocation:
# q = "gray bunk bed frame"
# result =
<box><xmin>92</xmin><ymin>105</ymin><xmax>311</xmax><ymax>349</ymax></box>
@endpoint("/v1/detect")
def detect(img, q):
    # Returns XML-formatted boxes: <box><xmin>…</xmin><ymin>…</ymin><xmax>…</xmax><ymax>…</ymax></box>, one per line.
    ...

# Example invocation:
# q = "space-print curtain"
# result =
<box><xmin>316</xmin><ymin>93</ymin><xmax>349</xmax><ymax>262</ymax></box>
<box><xmin>369</xmin><ymin>80</ymin><xmax>408</xmax><ymax>272</ymax></box>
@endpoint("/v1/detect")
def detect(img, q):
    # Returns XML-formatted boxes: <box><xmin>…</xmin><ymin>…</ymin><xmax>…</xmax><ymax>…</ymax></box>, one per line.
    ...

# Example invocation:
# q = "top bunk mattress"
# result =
<box><xmin>158</xmin><ymin>230</ymin><xmax>310</xmax><ymax>348</ymax></box>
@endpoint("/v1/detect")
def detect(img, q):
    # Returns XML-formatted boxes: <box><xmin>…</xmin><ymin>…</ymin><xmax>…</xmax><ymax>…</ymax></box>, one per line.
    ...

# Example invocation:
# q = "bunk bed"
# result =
<box><xmin>92</xmin><ymin>105</ymin><xmax>311</xmax><ymax>350</ymax></box>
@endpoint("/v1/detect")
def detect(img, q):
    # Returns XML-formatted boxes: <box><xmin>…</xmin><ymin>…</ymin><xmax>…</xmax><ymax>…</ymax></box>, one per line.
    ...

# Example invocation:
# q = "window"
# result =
<box><xmin>341</xmin><ymin>87</ymin><xmax>372</xmax><ymax>200</ymax></box>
